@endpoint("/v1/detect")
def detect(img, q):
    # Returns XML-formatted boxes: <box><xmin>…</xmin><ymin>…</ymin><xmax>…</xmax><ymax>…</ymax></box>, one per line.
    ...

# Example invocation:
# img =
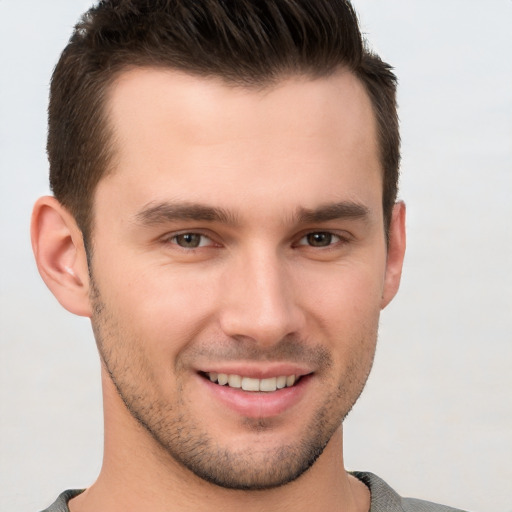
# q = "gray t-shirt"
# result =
<box><xmin>39</xmin><ymin>472</ymin><xmax>468</xmax><ymax>512</ymax></box>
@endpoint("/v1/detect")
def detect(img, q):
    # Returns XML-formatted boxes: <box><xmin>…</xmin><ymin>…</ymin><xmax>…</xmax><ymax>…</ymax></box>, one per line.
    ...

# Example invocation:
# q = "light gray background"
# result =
<box><xmin>1</xmin><ymin>1</ymin><xmax>511</xmax><ymax>511</ymax></box>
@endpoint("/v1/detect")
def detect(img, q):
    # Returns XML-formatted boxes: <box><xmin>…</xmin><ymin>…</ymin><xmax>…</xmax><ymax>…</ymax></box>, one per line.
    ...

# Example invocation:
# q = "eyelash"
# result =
<box><xmin>164</xmin><ymin>232</ymin><xmax>217</xmax><ymax>250</ymax></box>
<box><xmin>294</xmin><ymin>232</ymin><xmax>346</xmax><ymax>249</ymax></box>
<box><xmin>163</xmin><ymin>230</ymin><xmax>349</xmax><ymax>251</ymax></box>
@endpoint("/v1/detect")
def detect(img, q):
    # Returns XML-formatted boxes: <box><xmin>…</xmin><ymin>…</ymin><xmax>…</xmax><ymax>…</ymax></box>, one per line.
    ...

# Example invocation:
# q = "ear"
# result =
<box><xmin>31</xmin><ymin>196</ymin><xmax>92</xmax><ymax>317</ymax></box>
<box><xmin>381</xmin><ymin>201</ymin><xmax>406</xmax><ymax>309</ymax></box>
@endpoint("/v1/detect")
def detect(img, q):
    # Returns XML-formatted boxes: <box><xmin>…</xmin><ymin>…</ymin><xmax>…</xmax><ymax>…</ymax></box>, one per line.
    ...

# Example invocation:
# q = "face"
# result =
<box><xmin>89</xmin><ymin>68</ymin><xmax>400</xmax><ymax>489</ymax></box>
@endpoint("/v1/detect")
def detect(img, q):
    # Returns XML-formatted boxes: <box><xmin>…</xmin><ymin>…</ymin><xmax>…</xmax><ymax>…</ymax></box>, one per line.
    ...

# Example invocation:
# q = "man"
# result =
<box><xmin>31</xmin><ymin>1</ymin><xmax>465</xmax><ymax>511</ymax></box>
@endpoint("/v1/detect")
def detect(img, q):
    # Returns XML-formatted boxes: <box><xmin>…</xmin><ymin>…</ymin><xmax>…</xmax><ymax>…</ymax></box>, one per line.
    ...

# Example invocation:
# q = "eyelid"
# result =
<box><xmin>294</xmin><ymin>230</ymin><xmax>351</xmax><ymax>248</ymax></box>
<box><xmin>161</xmin><ymin>230</ymin><xmax>220</xmax><ymax>249</ymax></box>
<box><xmin>157</xmin><ymin>228</ymin><xmax>351</xmax><ymax>250</ymax></box>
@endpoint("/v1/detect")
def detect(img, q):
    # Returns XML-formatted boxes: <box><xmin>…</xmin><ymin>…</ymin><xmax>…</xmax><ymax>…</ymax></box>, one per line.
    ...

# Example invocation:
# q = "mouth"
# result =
<box><xmin>198</xmin><ymin>368</ymin><xmax>312</xmax><ymax>418</ymax></box>
<box><xmin>201</xmin><ymin>372</ymin><xmax>300</xmax><ymax>392</ymax></box>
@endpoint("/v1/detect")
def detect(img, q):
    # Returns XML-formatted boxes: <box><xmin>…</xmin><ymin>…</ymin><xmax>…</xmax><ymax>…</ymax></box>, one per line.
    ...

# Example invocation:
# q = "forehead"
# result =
<box><xmin>99</xmin><ymin>67</ymin><xmax>381</xmax><ymax>220</ymax></box>
<box><xmin>107</xmin><ymin>67</ymin><xmax>377</xmax><ymax>150</ymax></box>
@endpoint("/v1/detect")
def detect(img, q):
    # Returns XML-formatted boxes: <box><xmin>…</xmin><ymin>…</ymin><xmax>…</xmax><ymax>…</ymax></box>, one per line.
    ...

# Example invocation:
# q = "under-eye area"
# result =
<box><xmin>200</xmin><ymin>372</ymin><xmax>304</xmax><ymax>392</ymax></box>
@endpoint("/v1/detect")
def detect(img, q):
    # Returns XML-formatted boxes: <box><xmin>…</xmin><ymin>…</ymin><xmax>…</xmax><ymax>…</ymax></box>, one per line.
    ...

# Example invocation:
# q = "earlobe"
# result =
<box><xmin>381</xmin><ymin>201</ymin><xmax>406</xmax><ymax>309</ymax></box>
<box><xmin>31</xmin><ymin>196</ymin><xmax>92</xmax><ymax>317</ymax></box>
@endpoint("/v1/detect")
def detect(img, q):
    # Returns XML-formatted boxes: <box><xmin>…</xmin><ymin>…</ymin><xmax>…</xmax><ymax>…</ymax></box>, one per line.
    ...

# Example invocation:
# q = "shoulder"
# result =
<box><xmin>351</xmin><ymin>472</ymin><xmax>468</xmax><ymax>512</ymax></box>
<box><xmin>39</xmin><ymin>489</ymin><xmax>84</xmax><ymax>512</ymax></box>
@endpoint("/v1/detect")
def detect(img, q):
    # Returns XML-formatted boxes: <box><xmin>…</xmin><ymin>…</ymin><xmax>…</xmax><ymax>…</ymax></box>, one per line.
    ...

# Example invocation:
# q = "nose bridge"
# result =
<box><xmin>219</xmin><ymin>244</ymin><xmax>302</xmax><ymax>344</ymax></box>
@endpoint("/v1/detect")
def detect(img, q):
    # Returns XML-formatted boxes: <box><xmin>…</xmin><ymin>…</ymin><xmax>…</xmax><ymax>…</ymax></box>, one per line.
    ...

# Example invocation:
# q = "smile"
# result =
<box><xmin>205</xmin><ymin>372</ymin><xmax>298</xmax><ymax>392</ymax></box>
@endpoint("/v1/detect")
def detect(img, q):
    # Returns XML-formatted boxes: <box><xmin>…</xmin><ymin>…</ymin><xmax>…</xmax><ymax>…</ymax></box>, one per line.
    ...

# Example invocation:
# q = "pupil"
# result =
<box><xmin>177</xmin><ymin>233</ymin><xmax>200</xmax><ymax>248</ymax></box>
<box><xmin>308</xmin><ymin>232</ymin><xmax>332</xmax><ymax>247</ymax></box>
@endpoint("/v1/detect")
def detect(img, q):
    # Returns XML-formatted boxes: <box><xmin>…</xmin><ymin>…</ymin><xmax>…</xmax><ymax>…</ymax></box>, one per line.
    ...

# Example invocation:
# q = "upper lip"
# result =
<box><xmin>197</xmin><ymin>363</ymin><xmax>313</xmax><ymax>379</ymax></box>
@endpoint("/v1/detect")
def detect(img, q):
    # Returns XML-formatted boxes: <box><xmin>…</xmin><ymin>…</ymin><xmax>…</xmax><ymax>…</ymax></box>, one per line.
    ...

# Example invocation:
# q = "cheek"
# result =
<box><xmin>96</xmin><ymin>261</ymin><xmax>220</xmax><ymax>355</ymax></box>
<box><xmin>297</xmin><ymin>261</ymin><xmax>383</xmax><ymax>367</ymax></box>
<box><xmin>299</xmin><ymin>259</ymin><xmax>385</xmax><ymax>322</ymax></box>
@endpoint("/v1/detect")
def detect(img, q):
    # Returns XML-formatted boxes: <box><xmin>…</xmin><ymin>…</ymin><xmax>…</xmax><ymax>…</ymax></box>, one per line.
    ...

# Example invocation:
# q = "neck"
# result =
<box><xmin>69</xmin><ymin>372</ymin><xmax>369</xmax><ymax>512</ymax></box>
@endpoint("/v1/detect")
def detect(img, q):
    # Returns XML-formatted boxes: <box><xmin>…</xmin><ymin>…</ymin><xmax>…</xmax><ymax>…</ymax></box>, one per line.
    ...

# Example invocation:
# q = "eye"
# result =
<box><xmin>170</xmin><ymin>233</ymin><xmax>213</xmax><ymax>249</ymax></box>
<box><xmin>297</xmin><ymin>232</ymin><xmax>342</xmax><ymax>248</ymax></box>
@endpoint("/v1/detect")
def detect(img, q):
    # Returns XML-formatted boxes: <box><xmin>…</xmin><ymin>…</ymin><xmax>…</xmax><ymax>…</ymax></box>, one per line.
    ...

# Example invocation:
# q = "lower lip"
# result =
<box><xmin>199</xmin><ymin>374</ymin><xmax>311</xmax><ymax>419</ymax></box>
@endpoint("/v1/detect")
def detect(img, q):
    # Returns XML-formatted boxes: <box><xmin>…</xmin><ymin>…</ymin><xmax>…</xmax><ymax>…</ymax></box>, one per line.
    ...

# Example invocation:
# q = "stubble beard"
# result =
<box><xmin>90</xmin><ymin>277</ymin><xmax>376</xmax><ymax>491</ymax></box>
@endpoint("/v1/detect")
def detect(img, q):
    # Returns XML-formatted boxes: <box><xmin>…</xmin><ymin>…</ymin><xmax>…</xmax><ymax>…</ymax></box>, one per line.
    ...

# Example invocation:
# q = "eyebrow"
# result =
<box><xmin>295</xmin><ymin>201</ymin><xmax>370</xmax><ymax>224</ymax></box>
<box><xmin>135</xmin><ymin>201</ymin><xmax>239</xmax><ymax>226</ymax></box>
<box><xmin>134</xmin><ymin>200</ymin><xmax>370</xmax><ymax>227</ymax></box>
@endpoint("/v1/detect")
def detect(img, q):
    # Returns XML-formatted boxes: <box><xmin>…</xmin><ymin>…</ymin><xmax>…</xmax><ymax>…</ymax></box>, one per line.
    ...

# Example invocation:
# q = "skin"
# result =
<box><xmin>32</xmin><ymin>68</ymin><xmax>406</xmax><ymax>512</ymax></box>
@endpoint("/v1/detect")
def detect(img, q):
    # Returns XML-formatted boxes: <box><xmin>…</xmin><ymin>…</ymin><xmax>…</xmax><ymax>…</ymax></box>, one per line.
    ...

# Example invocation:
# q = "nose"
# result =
<box><xmin>218</xmin><ymin>249</ymin><xmax>305</xmax><ymax>346</ymax></box>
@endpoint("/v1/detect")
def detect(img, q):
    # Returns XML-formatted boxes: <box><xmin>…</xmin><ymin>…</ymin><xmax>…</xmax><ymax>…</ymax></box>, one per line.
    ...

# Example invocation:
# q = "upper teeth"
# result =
<box><xmin>207</xmin><ymin>372</ymin><xmax>296</xmax><ymax>392</ymax></box>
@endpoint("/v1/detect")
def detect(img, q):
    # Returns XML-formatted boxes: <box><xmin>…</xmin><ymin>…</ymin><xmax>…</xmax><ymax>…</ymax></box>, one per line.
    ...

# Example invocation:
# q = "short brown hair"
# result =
<box><xmin>48</xmin><ymin>0</ymin><xmax>399</xmax><ymax>241</ymax></box>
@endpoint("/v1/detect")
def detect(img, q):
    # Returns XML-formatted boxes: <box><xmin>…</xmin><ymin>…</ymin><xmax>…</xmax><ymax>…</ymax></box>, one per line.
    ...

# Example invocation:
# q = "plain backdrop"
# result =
<box><xmin>1</xmin><ymin>1</ymin><xmax>511</xmax><ymax>511</ymax></box>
